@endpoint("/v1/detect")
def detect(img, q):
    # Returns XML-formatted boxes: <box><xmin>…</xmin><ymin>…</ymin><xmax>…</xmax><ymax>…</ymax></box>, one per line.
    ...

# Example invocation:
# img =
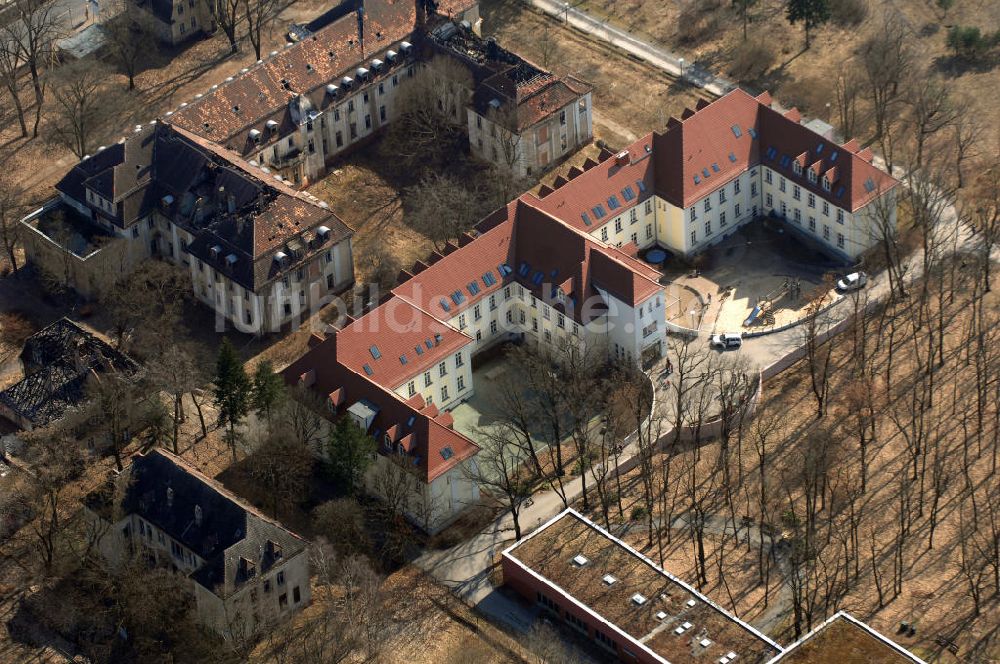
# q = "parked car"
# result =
<box><xmin>710</xmin><ymin>333</ymin><xmax>743</xmax><ymax>350</ymax></box>
<box><xmin>836</xmin><ymin>271</ymin><xmax>868</xmax><ymax>292</ymax></box>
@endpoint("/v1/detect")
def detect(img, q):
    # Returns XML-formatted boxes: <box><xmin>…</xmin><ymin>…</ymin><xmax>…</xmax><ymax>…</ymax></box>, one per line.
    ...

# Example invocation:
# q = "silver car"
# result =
<box><xmin>710</xmin><ymin>333</ymin><xmax>743</xmax><ymax>350</ymax></box>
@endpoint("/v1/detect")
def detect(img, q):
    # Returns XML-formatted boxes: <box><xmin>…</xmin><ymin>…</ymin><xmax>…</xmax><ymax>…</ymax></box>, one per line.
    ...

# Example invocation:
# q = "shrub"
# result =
<box><xmin>831</xmin><ymin>0</ymin><xmax>868</xmax><ymax>27</ymax></box>
<box><xmin>727</xmin><ymin>40</ymin><xmax>775</xmax><ymax>84</ymax></box>
<box><xmin>946</xmin><ymin>25</ymin><xmax>1000</xmax><ymax>61</ymax></box>
<box><xmin>936</xmin><ymin>0</ymin><xmax>953</xmax><ymax>10</ymax></box>
<box><xmin>630</xmin><ymin>505</ymin><xmax>647</xmax><ymax>521</ymax></box>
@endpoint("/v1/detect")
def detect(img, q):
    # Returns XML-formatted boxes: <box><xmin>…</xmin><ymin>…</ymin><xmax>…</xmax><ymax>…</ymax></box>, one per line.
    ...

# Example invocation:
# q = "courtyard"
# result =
<box><xmin>662</xmin><ymin>220</ymin><xmax>843</xmax><ymax>335</ymax></box>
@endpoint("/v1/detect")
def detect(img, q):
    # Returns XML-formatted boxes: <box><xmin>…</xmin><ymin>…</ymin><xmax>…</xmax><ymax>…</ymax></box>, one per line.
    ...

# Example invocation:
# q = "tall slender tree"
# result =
<box><xmin>214</xmin><ymin>338</ymin><xmax>251</xmax><ymax>461</ymax></box>
<box><xmin>786</xmin><ymin>0</ymin><xmax>831</xmax><ymax>50</ymax></box>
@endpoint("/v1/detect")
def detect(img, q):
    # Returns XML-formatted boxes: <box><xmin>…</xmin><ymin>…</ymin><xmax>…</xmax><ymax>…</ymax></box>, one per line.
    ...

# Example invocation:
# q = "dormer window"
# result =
<box><xmin>807</xmin><ymin>169</ymin><xmax>817</xmax><ymax>183</ymax></box>
<box><xmin>793</xmin><ymin>161</ymin><xmax>802</xmax><ymax>175</ymax></box>
<box><xmin>822</xmin><ymin>176</ymin><xmax>831</xmax><ymax>191</ymax></box>
<box><xmin>240</xmin><ymin>557</ymin><xmax>257</xmax><ymax>580</ymax></box>
<box><xmin>210</xmin><ymin>245</ymin><xmax>222</xmax><ymax>260</ymax></box>
<box><xmin>225</xmin><ymin>254</ymin><xmax>237</xmax><ymax>270</ymax></box>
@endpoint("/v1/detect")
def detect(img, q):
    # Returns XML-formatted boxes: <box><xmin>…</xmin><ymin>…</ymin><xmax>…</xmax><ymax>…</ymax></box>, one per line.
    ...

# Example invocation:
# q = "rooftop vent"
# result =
<box><xmin>615</xmin><ymin>150</ymin><xmax>630</xmax><ymax>165</ymax></box>
<box><xmin>602</xmin><ymin>574</ymin><xmax>617</xmax><ymax>585</ymax></box>
<box><xmin>655</xmin><ymin>611</ymin><xmax>667</xmax><ymax>620</ymax></box>
<box><xmin>686</xmin><ymin>599</ymin><xmax>697</xmax><ymax>608</ymax></box>
<box><xmin>572</xmin><ymin>555</ymin><xmax>589</xmax><ymax>567</ymax></box>
<box><xmin>631</xmin><ymin>593</ymin><xmax>648</xmax><ymax>606</ymax></box>
<box><xmin>700</xmin><ymin>638</ymin><xmax>712</xmax><ymax>648</ymax></box>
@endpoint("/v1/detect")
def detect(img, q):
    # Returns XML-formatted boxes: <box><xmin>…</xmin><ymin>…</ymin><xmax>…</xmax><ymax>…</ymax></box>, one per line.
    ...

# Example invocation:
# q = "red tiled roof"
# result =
<box><xmin>652</xmin><ymin>89</ymin><xmax>898</xmax><ymax>212</ymax></box>
<box><xmin>280</xmin><ymin>334</ymin><xmax>477</xmax><ymax>483</ymax></box>
<box><xmin>334</xmin><ymin>297</ymin><xmax>471</xmax><ymax>390</ymax></box>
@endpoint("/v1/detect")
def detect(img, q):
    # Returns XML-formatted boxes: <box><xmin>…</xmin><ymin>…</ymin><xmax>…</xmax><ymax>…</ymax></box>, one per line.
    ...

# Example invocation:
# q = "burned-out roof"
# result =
<box><xmin>0</xmin><ymin>319</ymin><xmax>141</xmax><ymax>429</ymax></box>
<box><xmin>84</xmin><ymin>449</ymin><xmax>308</xmax><ymax>598</ymax></box>
<box><xmin>504</xmin><ymin>509</ymin><xmax>782</xmax><ymax>664</ymax></box>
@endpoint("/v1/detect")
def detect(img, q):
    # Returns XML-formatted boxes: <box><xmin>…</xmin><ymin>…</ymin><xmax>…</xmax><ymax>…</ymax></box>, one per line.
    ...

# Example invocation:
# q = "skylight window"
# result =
<box><xmin>592</xmin><ymin>204</ymin><xmax>607</xmax><ymax>219</ymax></box>
<box><xmin>581</xmin><ymin>211</ymin><xmax>591</xmax><ymax>226</ymax></box>
<box><xmin>498</xmin><ymin>263</ymin><xmax>513</xmax><ymax>277</ymax></box>
<box><xmin>830</xmin><ymin>150</ymin><xmax>839</xmax><ymax>162</ymax></box>
<box><xmin>532</xmin><ymin>271</ymin><xmax>544</xmax><ymax>285</ymax></box>
<box><xmin>608</xmin><ymin>195</ymin><xmax>621</xmax><ymax>210</ymax></box>
<box><xmin>711</xmin><ymin>163</ymin><xmax>720</xmax><ymax>173</ymax></box>
<box><xmin>369</xmin><ymin>345</ymin><xmax>381</xmax><ymax>360</ymax></box>
<box><xmin>399</xmin><ymin>355</ymin><xmax>408</xmax><ymax>365</ymax></box>
<box><xmin>780</xmin><ymin>155</ymin><xmax>791</xmax><ymax>169</ymax></box>
<box><xmin>425</xmin><ymin>339</ymin><xmax>433</xmax><ymax>349</ymax></box>
<box><xmin>702</xmin><ymin>168</ymin><xmax>711</xmax><ymax>178</ymax></box>
<box><xmin>731</xmin><ymin>124</ymin><xmax>742</xmax><ymax>138</ymax></box>
<box><xmin>414</xmin><ymin>345</ymin><xmax>424</xmax><ymax>356</ymax></box>
<box><xmin>816</xmin><ymin>142</ymin><xmax>825</xmax><ymax>154</ymax></box>
<box><xmin>451</xmin><ymin>290</ymin><xmax>465</xmax><ymax>305</ymax></box>
<box><xmin>406</xmin><ymin>415</ymin><xmax>416</xmax><ymax>426</ymax></box>
<box><xmin>694</xmin><ymin>175</ymin><xmax>701</xmax><ymax>185</ymax></box>
<box><xmin>440</xmin><ymin>447</ymin><xmax>454</xmax><ymax>460</ymax></box>
<box><xmin>518</xmin><ymin>261</ymin><xmax>531</xmax><ymax>277</ymax></box>
<box><xmin>362</xmin><ymin>364</ymin><xmax>373</xmax><ymax>376</ymax></box>
<box><xmin>864</xmin><ymin>177</ymin><xmax>876</xmax><ymax>193</ymax></box>
<box><xmin>621</xmin><ymin>185</ymin><xmax>636</xmax><ymax>201</ymax></box>
<box><xmin>728</xmin><ymin>152</ymin><xmax>737</xmax><ymax>163</ymax></box>
<box><xmin>482</xmin><ymin>271</ymin><xmax>497</xmax><ymax>287</ymax></box>
<box><xmin>636</xmin><ymin>179</ymin><xmax>647</xmax><ymax>193</ymax></box>
<box><xmin>748</xmin><ymin>127</ymin><xmax>758</xmax><ymax>139</ymax></box>
<box><xmin>468</xmin><ymin>281</ymin><xmax>481</xmax><ymax>296</ymax></box>
<box><xmin>765</xmin><ymin>146</ymin><xmax>778</xmax><ymax>161</ymax></box>
<box><xmin>550</xmin><ymin>268</ymin><xmax>559</xmax><ymax>278</ymax></box>
<box><xmin>439</xmin><ymin>298</ymin><xmax>451</xmax><ymax>312</ymax></box>
<box><xmin>835</xmin><ymin>186</ymin><xmax>846</xmax><ymax>198</ymax></box>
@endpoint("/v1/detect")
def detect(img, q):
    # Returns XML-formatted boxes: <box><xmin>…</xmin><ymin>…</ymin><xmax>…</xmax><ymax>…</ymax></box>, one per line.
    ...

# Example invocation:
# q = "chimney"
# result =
<box><xmin>356</xmin><ymin>0</ymin><xmax>365</xmax><ymax>56</ymax></box>
<box><xmin>194</xmin><ymin>504</ymin><xmax>203</xmax><ymax>526</ymax></box>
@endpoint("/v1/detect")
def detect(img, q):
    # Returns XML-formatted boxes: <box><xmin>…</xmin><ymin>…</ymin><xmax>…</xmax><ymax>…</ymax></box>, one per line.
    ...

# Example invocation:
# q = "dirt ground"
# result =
<box><xmin>568</xmin><ymin>0</ymin><xmax>1000</xmax><ymax>153</ymax></box>
<box><xmin>481</xmin><ymin>0</ymin><xmax>714</xmax><ymax>148</ymax></box>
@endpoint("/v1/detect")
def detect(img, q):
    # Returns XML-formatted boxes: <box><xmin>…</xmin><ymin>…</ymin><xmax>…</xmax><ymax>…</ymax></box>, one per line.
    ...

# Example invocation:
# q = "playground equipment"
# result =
<box><xmin>743</xmin><ymin>278</ymin><xmax>792</xmax><ymax>327</ymax></box>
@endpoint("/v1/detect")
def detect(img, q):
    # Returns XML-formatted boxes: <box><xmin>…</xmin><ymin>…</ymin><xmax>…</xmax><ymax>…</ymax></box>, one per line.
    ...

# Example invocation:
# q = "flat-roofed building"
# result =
<box><xmin>502</xmin><ymin>509</ymin><xmax>782</xmax><ymax>664</ymax></box>
<box><xmin>771</xmin><ymin>612</ymin><xmax>926</xmax><ymax>664</ymax></box>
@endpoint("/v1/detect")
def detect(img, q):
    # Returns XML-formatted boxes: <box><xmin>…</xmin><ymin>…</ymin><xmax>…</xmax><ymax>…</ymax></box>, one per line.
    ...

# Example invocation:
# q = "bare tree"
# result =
<box><xmin>246</xmin><ymin>430</ymin><xmax>315</xmax><ymax>519</ymax></box>
<box><xmin>907</xmin><ymin>74</ymin><xmax>956</xmax><ymax>171</ymax></box>
<box><xmin>101</xmin><ymin>0</ymin><xmax>158</xmax><ymax>91</ymax></box>
<box><xmin>47</xmin><ymin>60</ymin><xmax>123</xmax><ymax>159</ymax></box>
<box><xmin>466</xmin><ymin>424</ymin><xmax>536</xmax><ymax>541</ymax></box>
<box><xmin>1</xmin><ymin>0</ymin><xmax>61</xmax><ymax>136</ymax></box>
<box><xmin>404</xmin><ymin>173</ymin><xmax>489</xmax><ymax>251</ymax></box>
<box><xmin>860</xmin><ymin>12</ymin><xmax>912</xmax><ymax>173</ymax></box>
<box><xmin>0</xmin><ymin>36</ymin><xmax>28</xmax><ymax>136</ymax></box>
<box><xmin>801</xmin><ymin>294</ymin><xmax>835</xmax><ymax>419</ymax></box>
<box><xmin>952</xmin><ymin>106</ymin><xmax>984</xmax><ymax>189</ymax></box>
<box><xmin>833</xmin><ymin>69</ymin><xmax>861</xmax><ymax>141</ymax></box>
<box><xmin>0</xmin><ymin>172</ymin><xmax>25</xmax><ymax>274</ymax></box>
<box><xmin>206</xmin><ymin>0</ymin><xmax>241</xmax><ymax>54</ymax></box>
<box><xmin>243</xmin><ymin>0</ymin><xmax>279</xmax><ymax>61</ymax></box>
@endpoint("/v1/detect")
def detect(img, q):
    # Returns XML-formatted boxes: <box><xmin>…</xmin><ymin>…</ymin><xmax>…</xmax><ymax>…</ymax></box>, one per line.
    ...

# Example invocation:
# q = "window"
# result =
<box><xmin>807</xmin><ymin>215</ymin><xmax>814</xmax><ymax>230</ymax></box>
<box><xmin>560</xmin><ymin>110</ymin><xmax>566</xmax><ymax>125</ymax></box>
<box><xmin>631</xmin><ymin>232</ymin><xmax>637</xmax><ymax>244</ymax></box>
<box><xmin>646</xmin><ymin>224</ymin><xmax>653</xmax><ymax>239</ymax></box>
<box><xmin>779</xmin><ymin>177</ymin><xmax>786</xmax><ymax>193</ymax></box>
<box><xmin>542</xmin><ymin>307</ymin><xmax>550</xmax><ymax>320</ymax></box>
<box><xmin>822</xmin><ymin>201</ymin><xmax>830</xmax><ymax>216</ymax></box>
<box><xmin>557</xmin><ymin>314</ymin><xmax>565</xmax><ymax>328</ymax></box>
<box><xmin>808</xmin><ymin>193</ymin><xmax>815</xmax><ymax>208</ymax></box>
<box><xmin>132</xmin><ymin>226</ymin><xmax>139</xmax><ymax>238</ymax></box>
<box><xmin>630</xmin><ymin>209</ymin><xmax>637</xmax><ymax>224</ymax></box>
<box><xmin>454</xmin><ymin>352</ymin><xmax>463</xmax><ymax>367</ymax></box>
<box><xmin>489</xmin><ymin>320</ymin><xmax>498</xmax><ymax>335</ymax></box>
<box><xmin>645</xmin><ymin>200</ymin><xmax>652</xmax><ymax>215</ymax></box>
<box><xmin>347</xmin><ymin>100</ymin><xmax>354</xmax><ymax>113</ymax></box>
<box><xmin>703</xmin><ymin>198</ymin><xmax>711</xmax><ymax>212</ymax></box>
<box><xmin>734</xmin><ymin>203</ymin><xmax>741</xmax><ymax>217</ymax></box>
<box><xmin>407</xmin><ymin>381</ymin><xmax>415</xmax><ymax>397</ymax></box>
<box><xmin>438</xmin><ymin>361</ymin><xmax>447</xmax><ymax>377</ymax></box>
<box><xmin>837</xmin><ymin>233</ymin><xmax>845</xmax><ymax>248</ymax></box>
<box><xmin>765</xmin><ymin>193</ymin><xmax>773</xmax><ymax>208</ymax></box>
<box><xmin>365</xmin><ymin>114</ymin><xmax>371</xmax><ymax>129</ymax></box>
<box><xmin>765</xmin><ymin>170</ymin><xmax>773</xmax><ymax>184</ymax></box>
<box><xmin>793</xmin><ymin>160</ymin><xmax>802</xmax><ymax>175</ymax></box>
<box><xmin>719</xmin><ymin>189</ymin><xmax>726</xmax><ymax>204</ymax></box>
<box><xmin>336</xmin><ymin>131</ymin><xmax>343</xmax><ymax>147</ymax></box>
<box><xmin>751</xmin><ymin>181</ymin><xmax>757</xmax><ymax>196</ymax></box>
<box><xmin>441</xmin><ymin>386</ymin><xmax>449</xmax><ymax>401</ymax></box>
<box><xmin>474</xmin><ymin>304</ymin><xmax>481</xmax><ymax>321</ymax></box>
<box><xmin>837</xmin><ymin>209</ymin><xmax>845</xmax><ymax>224</ymax></box>
<box><xmin>458</xmin><ymin>314</ymin><xmax>467</xmax><ymax>329</ymax></box>
<box><xmin>380</xmin><ymin>105</ymin><xmax>386</xmax><ymax>121</ymax></box>
<box><xmin>615</xmin><ymin>219</ymin><xmax>622</xmax><ymax>233</ymax></box>
<box><xmin>458</xmin><ymin>375</ymin><xmax>466</xmax><ymax>391</ymax></box>
<box><xmin>720</xmin><ymin>211</ymin><xmax>727</xmax><ymax>227</ymax></box>
<box><xmin>793</xmin><ymin>185</ymin><xmax>801</xmax><ymax>201</ymax></box>
<box><xmin>704</xmin><ymin>221</ymin><xmax>712</xmax><ymax>236</ymax></box>
<box><xmin>601</xmin><ymin>227</ymin><xmax>608</xmax><ymax>241</ymax></box>
<box><xmin>781</xmin><ymin>201</ymin><xmax>788</xmax><ymax>217</ymax></box>
<box><xmin>822</xmin><ymin>176</ymin><xmax>831</xmax><ymax>191</ymax></box>
<box><xmin>424</xmin><ymin>371</ymin><xmax>432</xmax><ymax>387</ymax></box>
<box><xmin>734</xmin><ymin>179</ymin><xmax>741</xmax><ymax>194</ymax></box>
<box><xmin>279</xmin><ymin>594</ymin><xmax>288</xmax><ymax>610</ymax></box>
<box><xmin>489</xmin><ymin>294</ymin><xmax>497</xmax><ymax>311</ymax></box>
<box><xmin>690</xmin><ymin>230</ymin><xmax>696</xmax><ymax>245</ymax></box>
<box><xmin>808</xmin><ymin>169</ymin><xmax>817</xmax><ymax>183</ymax></box>
<box><xmin>293</xmin><ymin>587</ymin><xmax>301</xmax><ymax>603</ymax></box>
<box><xmin>823</xmin><ymin>225</ymin><xmax>830</xmax><ymax>240</ymax></box>
<box><xmin>689</xmin><ymin>207</ymin><xmax>697</xmax><ymax>222</ymax></box>
<box><xmin>277</xmin><ymin>571</ymin><xmax>285</xmax><ymax>586</ymax></box>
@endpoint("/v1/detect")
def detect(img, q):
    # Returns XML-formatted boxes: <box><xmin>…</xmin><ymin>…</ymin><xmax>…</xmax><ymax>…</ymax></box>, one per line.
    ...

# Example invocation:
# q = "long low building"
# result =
<box><xmin>502</xmin><ymin>509</ymin><xmax>926</xmax><ymax>664</ymax></box>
